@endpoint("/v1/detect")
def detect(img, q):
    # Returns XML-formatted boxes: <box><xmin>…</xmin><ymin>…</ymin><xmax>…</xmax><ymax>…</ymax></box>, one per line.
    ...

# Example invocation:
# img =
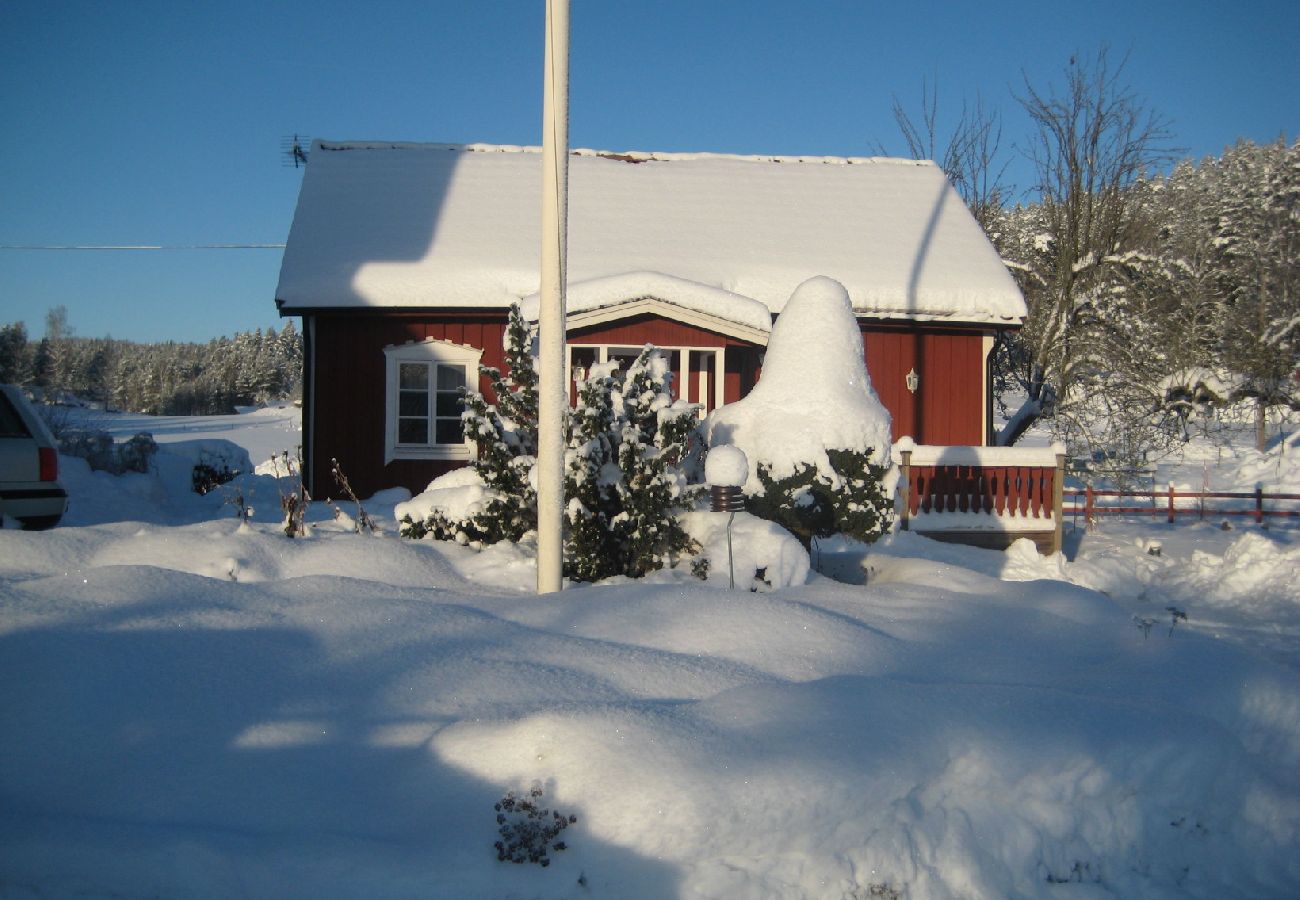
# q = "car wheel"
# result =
<box><xmin>19</xmin><ymin>515</ymin><xmax>62</xmax><ymax>531</ymax></box>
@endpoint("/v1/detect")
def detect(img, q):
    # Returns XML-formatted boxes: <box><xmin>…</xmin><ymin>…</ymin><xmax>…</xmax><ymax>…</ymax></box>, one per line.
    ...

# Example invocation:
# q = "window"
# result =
<box><xmin>383</xmin><ymin>340</ymin><xmax>482</xmax><ymax>463</ymax></box>
<box><xmin>567</xmin><ymin>343</ymin><xmax>727</xmax><ymax>418</ymax></box>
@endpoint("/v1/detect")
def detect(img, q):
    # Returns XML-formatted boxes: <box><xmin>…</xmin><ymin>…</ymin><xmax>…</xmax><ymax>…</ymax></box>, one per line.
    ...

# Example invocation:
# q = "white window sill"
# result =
<box><xmin>389</xmin><ymin>445</ymin><xmax>472</xmax><ymax>463</ymax></box>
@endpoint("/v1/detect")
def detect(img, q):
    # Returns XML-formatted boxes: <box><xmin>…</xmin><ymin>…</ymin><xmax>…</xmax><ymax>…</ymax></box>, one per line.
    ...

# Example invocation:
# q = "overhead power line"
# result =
<box><xmin>0</xmin><ymin>243</ymin><xmax>286</xmax><ymax>251</ymax></box>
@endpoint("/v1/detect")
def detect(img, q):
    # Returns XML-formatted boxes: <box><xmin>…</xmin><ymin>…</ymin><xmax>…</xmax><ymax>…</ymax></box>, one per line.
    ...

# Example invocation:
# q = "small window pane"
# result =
<box><xmin>399</xmin><ymin>363</ymin><xmax>429</xmax><ymax>390</ymax></box>
<box><xmin>437</xmin><ymin>365</ymin><xmax>466</xmax><ymax>391</ymax></box>
<box><xmin>398</xmin><ymin>419</ymin><xmax>428</xmax><ymax>444</ymax></box>
<box><xmin>435</xmin><ymin>419</ymin><xmax>464</xmax><ymax>445</ymax></box>
<box><xmin>435</xmin><ymin>392</ymin><xmax>463</xmax><ymax>418</ymax></box>
<box><xmin>399</xmin><ymin>391</ymin><xmax>427</xmax><ymax>417</ymax></box>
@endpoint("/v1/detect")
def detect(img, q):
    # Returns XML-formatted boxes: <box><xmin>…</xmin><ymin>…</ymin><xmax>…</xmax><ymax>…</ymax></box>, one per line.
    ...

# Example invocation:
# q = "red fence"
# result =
<box><xmin>1065</xmin><ymin>486</ymin><xmax>1300</xmax><ymax>527</ymax></box>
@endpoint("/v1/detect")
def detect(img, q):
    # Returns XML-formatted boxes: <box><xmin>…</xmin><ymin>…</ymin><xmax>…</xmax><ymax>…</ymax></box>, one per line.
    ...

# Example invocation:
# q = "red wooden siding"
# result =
<box><xmin>305</xmin><ymin>310</ymin><xmax>992</xmax><ymax>498</ymax></box>
<box><xmin>309</xmin><ymin>311</ymin><xmax>508</xmax><ymax>498</ymax></box>
<box><xmin>568</xmin><ymin>315</ymin><xmax>763</xmax><ymax>411</ymax></box>
<box><xmin>569</xmin><ymin>315</ymin><xmax>743</xmax><ymax>349</ymax></box>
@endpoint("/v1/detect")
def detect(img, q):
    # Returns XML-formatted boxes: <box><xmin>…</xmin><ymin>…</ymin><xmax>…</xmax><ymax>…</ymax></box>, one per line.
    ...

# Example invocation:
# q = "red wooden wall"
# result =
<box><xmin>309</xmin><ymin>311</ymin><xmax>509</xmax><ymax>498</ymax></box>
<box><xmin>305</xmin><ymin>311</ymin><xmax>990</xmax><ymax>498</ymax></box>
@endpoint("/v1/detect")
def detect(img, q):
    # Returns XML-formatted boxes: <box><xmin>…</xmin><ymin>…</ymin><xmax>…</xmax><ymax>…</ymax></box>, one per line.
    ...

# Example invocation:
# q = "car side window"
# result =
<box><xmin>0</xmin><ymin>394</ymin><xmax>32</xmax><ymax>438</ymax></box>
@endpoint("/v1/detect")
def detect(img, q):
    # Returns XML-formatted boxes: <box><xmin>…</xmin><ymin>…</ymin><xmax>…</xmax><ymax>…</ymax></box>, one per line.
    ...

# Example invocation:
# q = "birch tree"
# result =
<box><xmin>998</xmin><ymin>47</ymin><xmax>1174</xmax><ymax>445</ymax></box>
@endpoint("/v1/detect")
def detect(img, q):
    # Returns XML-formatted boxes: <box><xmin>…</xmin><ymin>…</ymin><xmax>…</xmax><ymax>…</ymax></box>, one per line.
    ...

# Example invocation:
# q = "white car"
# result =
<box><xmin>0</xmin><ymin>384</ymin><xmax>69</xmax><ymax>529</ymax></box>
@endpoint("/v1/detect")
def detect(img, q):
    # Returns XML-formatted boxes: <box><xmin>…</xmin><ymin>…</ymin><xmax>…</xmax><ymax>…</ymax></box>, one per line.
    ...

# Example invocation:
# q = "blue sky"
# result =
<box><xmin>1</xmin><ymin>0</ymin><xmax>1296</xmax><ymax>343</ymax></box>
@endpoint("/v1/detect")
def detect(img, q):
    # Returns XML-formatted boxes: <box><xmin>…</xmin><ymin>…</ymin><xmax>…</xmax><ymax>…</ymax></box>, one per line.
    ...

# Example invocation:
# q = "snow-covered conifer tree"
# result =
<box><xmin>563</xmin><ymin>347</ymin><xmax>699</xmax><ymax>581</ymax></box>
<box><xmin>460</xmin><ymin>304</ymin><xmax>540</xmax><ymax>543</ymax></box>
<box><xmin>562</xmin><ymin>361</ymin><xmax>622</xmax><ymax>581</ymax></box>
<box><xmin>611</xmin><ymin>350</ymin><xmax>699</xmax><ymax>578</ymax></box>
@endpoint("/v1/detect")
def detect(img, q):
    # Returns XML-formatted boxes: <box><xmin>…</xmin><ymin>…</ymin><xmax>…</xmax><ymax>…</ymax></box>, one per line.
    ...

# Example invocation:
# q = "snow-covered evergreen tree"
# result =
<box><xmin>611</xmin><ymin>350</ymin><xmax>699</xmax><ymax>578</ymax></box>
<box><xmin>1209</xmin><ymin>137</ymin><xmax>1299</xmax><ymax>448</ymax></box>
<box><xmin>460</xmin><ymin>304</ymin><xmax>540</xmax><ymax>543</ymax></box>
<box><xmin>563</xmin><ymin>347</ymin><xmax>699</xmax><ymax>582</ymax></box>
<box><xmin>562</xmin><ymin>361</ymin><xmax>623</xmax><ymax>581</ymax></box>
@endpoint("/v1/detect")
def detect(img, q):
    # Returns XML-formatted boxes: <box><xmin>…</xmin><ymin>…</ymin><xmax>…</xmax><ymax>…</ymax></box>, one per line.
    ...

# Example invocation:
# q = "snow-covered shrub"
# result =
<box><xmin>191</xmin><ymin>462</ymin><xmax>236</xmax><ymax>495</ymax></box>
<box><xmin>745</xmin><ymin>448</ymin><xmax>893</xmax><ymax>549</ymax></box>
<box><xmin>493</xmin><ymin>784</ymin><xmax>576</xmax><ymax>867</ymax></box>
<box><xmin>402</xmin><ymin>311</ymin><xmax>699</xmax><ymax>580</ymax></box>
<box><xmin>679</xmin><ymin>509</ymin><xmax>810</xmax><ymax>589</ymax></box>
<box><xmin>564</xmin><ymin>348</ymin><xmax>700</xmax><ymax>582</ymax></box>
<box><xmin>397</xmin><ymin>468</ymin><xmax>499</xmax><ymax>545</ymax></box>
<box><xmin>705</xmin><ymin>276</ymin><xmax>895</xmax><ymax>548</ymax></box>
<box><xmin>191</xmin><ymin>446</ymin><xmax>245</xmax><ymax>495</ymax></box>
<box><xmin>60</xmin><ymin>429</ymin><xmax>158</xmax><ymax>475</ymax></box>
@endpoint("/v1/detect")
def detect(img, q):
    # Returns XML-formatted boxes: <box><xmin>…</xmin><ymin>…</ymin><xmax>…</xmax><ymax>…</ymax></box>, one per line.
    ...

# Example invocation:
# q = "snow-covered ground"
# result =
<box><xmin>1</xmin><ymin>406</ymin><xmax>1297</xmax><ymax>899</ymax></box>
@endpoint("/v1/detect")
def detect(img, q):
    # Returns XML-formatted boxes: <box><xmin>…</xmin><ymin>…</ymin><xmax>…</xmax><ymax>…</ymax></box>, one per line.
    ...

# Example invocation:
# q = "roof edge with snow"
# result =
<box><xmin>276</xmin><ymin>140</ymin><xmax>1028</xmax><ymax>326</ymax></box>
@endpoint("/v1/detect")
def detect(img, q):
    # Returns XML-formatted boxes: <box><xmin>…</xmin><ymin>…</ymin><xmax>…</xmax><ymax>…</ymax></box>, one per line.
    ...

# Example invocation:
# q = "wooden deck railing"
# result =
<box><xmin>893</xmin><ymin>440</ymin><xmax>1067</xmax><ymax>553</ymax></box>
<box><xmin>891</xmin><ymin>441</ymin><xmax>1297</xmax><ymax>552</ymax></box>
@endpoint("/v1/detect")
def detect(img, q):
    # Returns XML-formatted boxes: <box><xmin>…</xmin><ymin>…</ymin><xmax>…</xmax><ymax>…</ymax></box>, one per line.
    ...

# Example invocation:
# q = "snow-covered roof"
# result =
<box><xmin>275</xmin><ymin>141</ymin><xmax>1026</xmax><ymax>326</ymax></box>
<box><xmin>518</xmin><ymin>272</ymin><xmax>773</xmax><ymax>338</ymax></box>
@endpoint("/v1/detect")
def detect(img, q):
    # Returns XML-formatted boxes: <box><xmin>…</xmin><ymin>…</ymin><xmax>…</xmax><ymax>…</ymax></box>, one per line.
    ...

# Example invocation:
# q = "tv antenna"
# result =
<box><xmin>281</xmin><ymin>134</ymin><xmax>310</xmax><ymax>168</ymax></box>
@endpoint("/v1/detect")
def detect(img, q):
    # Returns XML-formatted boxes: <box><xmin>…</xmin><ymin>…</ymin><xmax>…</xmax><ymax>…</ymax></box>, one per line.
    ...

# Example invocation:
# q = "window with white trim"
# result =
<box><xmin>567</xmin><ymin>343</ymin><xmax>727</xmax><ymax>418</ymax></box>
<box><xmin>383</xmin><ymin>340</ymin><xmax>482</xmax><ymax>463</ymax></box>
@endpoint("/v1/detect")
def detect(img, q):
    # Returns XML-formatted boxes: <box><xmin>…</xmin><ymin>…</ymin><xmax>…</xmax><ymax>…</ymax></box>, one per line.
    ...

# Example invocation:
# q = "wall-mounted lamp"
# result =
<box><xmin>905</xmin><ymin>367</ymin><xmax>920</xmax><ymax>394</ymax></box>
<box><xmin>572</xmin><ymin>365</ymin><xmax>586</xmax><ymax>384</ymax></box>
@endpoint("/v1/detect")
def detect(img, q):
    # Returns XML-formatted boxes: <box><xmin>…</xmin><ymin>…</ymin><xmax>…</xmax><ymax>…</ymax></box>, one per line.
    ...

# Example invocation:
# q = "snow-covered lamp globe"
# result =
<box><xmin>706</xmin><ymin>445</ymin><xmax>748</xmax><ymax>512</ymax></box>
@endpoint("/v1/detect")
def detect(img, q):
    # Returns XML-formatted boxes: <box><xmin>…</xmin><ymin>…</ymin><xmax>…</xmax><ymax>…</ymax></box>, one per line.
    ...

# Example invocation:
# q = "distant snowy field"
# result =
<box><xmin>1</xmin><ymin>406</ymin><xmax>1297</xmax><ymax>899</ymax></box>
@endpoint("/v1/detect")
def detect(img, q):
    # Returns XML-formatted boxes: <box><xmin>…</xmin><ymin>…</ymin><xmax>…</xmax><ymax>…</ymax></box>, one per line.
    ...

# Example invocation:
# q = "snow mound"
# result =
<box><xmin>705</xmin><ymin>276</ymin><xmax>893</xmax><ymax>492</ymax></box>
<box><xmin>680</xmin><ymin>510</ymin><xmax>810</xmax><ymax>589</ymax></box>
<box><xmin>394</xmin><ymin>467</ymin><xmax>496</xmax><ymax>526</ymax></box>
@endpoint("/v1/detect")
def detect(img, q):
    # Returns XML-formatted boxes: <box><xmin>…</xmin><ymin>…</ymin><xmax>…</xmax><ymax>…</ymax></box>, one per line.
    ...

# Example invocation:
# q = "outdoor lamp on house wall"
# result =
<box><xmin>906</xmin><ymin>367</ymin><xmax>920</xmax><ymax>394</ymax></box>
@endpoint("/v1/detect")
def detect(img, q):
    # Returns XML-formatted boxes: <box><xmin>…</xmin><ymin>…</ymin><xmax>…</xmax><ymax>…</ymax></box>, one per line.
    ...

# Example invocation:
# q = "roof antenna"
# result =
<box><xmin>281</xmin><ymin>134</ymin><xmax>310</xmax><ymax>168</ymax></box>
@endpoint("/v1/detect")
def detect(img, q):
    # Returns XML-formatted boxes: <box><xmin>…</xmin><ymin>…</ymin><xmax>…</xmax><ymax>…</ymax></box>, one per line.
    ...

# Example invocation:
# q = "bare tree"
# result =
<box><xmin>997</xmin><ymin>47</ymin><xmax>1175</xmax><ymax>446</ymax></box>
<box><xmin>880</xmin><ymin>79</ymin><xmax>1010</xmax><ymax>231</ymax></box>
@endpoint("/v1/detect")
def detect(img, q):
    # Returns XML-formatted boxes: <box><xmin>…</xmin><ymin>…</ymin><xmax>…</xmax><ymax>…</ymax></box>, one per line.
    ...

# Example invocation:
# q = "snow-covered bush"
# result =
<box><xmin>461</xmin><ymin>304</ymin><xmax>539</xmax><ymax>543</ymax></box>
<box><xmin>401</xmin><ymin>321</ymin><xmax>700</xmax><ymax>581</ymax></box>
<box><xmin>190</xmin><ymin>445</ymin><xmax>247</xmax><ymax>495</ymax></box>
<box><xmin>705</xmin><ymin>276</ymin><xmax>895</xmax><ymax>548</ymax></box>
<box><xmin>679</xmin><ymin>509</ymin><xmax>810</xmax><ymax>590</ymax></box>
<box><xmin>746</xmin><ymin>448</ymin><xmax>893</xmax><ymax>549</ymax></box>
<box><xmin>60</xmin><ymin>429</ymin><xmax>158</xmax><ymax>475</ymax></box>
<box><xmin>396</xmin><ymin>467</ymin><xmax>496</xmax><ymax>545</ymax></box>
<box><xmin>564</xmin><ymin>348</ymin><xmax>700</xmax><ymax>581</ymax></box>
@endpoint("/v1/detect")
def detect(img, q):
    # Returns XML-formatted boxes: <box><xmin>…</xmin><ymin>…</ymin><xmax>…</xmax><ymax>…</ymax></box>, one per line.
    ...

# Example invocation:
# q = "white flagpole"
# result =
<box><xmin>536</xmin><ymin>0</ymin><xmax>569</xmax><ymax>594</ymax></box>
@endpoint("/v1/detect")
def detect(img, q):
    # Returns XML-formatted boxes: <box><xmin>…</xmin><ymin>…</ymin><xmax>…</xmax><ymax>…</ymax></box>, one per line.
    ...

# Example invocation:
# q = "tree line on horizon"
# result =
<box><xmin>0</xmin><ymin>311</ymin><xmax>302</xmax><ymax>416</ymax></box>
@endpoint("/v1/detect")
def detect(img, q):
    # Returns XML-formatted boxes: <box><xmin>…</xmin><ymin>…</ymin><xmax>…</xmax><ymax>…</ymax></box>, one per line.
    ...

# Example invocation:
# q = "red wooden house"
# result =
<box><xmin>275</xmin><ymin>141</ymin><xmax>1026</xmax><ymax>500</ymax></box>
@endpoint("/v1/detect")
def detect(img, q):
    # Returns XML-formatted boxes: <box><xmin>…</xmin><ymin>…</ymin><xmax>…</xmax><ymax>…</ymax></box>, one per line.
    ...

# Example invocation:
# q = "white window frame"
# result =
<box><xmin>383</xmin><ymin>339</ymin><xmax>482</xmax><ymax>464</ymax></box>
